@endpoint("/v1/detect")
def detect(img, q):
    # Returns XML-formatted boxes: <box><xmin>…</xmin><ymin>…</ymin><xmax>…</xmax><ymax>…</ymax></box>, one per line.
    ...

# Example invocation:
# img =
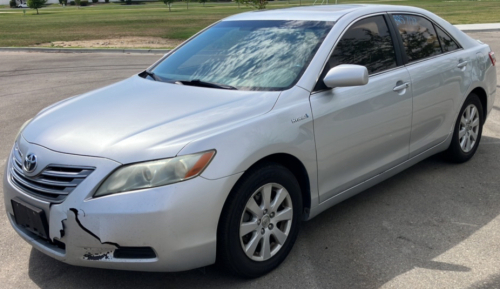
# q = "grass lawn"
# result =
<box><xmin>0</xmin><ymin>0</ymin><xmax>500</xmax><ymax>47</ymax></box>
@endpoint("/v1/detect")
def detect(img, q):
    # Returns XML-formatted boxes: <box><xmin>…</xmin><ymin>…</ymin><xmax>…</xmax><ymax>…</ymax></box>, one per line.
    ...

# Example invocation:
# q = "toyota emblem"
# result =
<box><xmin>23</xmin><ymin>153</ymin><xmax>37</xmax><ymax>173</ymax></box>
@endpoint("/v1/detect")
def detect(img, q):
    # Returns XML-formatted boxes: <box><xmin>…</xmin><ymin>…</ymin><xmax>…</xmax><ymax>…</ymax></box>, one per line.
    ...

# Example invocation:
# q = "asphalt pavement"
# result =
<box><xmin>1</xmin><ymin>31</ymin><xmax>500</xmax><ymax>289</ymax></box>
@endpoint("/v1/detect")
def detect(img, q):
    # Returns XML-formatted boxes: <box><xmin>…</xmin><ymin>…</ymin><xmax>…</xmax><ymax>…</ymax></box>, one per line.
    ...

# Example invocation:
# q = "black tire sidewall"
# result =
<box><xmin>218</xmin><ymin>163</ymin><xmax>302</xmax><ymax>278</ymax></box>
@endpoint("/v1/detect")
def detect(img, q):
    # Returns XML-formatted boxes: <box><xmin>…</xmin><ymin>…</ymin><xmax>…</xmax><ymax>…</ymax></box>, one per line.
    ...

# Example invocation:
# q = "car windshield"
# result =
<box><xmin>151</xmin><ymin>20</ymin><xmax>334</xmax><ymax>91</ymax></box>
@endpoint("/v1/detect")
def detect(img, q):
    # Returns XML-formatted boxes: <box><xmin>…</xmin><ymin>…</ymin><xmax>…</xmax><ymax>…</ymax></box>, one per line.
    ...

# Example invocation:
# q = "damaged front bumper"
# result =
<box><xmin>3</xmin><ymin>140</ymin><xmax>242</xmax><ymax>272</ymax></box>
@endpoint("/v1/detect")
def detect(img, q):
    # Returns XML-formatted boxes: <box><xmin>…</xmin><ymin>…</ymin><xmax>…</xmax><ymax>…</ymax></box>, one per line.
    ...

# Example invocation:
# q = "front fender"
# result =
<box><xmin>178</xmin><ymin>86</ymin><xmax>320</xmax><ymax>208</ymax></box>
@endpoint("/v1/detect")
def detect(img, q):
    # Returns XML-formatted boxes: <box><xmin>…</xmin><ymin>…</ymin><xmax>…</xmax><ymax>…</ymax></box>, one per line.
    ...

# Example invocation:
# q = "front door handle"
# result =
<box><xmin>393</xmin><ymin>82</ymin><xmax>409</xmax><ymax>91</ymax></box>
<box><xmin>457</xmin><ymin>61</ymin><xmax>468</xmax><ymax>69</ymax></box>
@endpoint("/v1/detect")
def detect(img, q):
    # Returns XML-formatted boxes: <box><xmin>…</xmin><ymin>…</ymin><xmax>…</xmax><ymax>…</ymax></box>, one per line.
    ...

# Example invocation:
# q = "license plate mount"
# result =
<box><xmin>11</xmin><ymin>198</ymin><xmax>49</xmax><ymax>240</ymax></box>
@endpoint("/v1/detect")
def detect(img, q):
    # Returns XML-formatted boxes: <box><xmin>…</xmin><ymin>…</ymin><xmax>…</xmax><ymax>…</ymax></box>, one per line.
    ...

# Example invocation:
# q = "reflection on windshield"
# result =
<box><xmin>152</xmin><ymin>20</ymin><xmax>334</xmax><ymax>91</ymax></box>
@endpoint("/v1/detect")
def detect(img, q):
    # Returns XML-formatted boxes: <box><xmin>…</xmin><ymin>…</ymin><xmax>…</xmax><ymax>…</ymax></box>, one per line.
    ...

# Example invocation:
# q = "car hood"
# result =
<box><xmin>22</xmin><ymin>76</ymin><xmax>280</xmax><ymax>164</ymax></box>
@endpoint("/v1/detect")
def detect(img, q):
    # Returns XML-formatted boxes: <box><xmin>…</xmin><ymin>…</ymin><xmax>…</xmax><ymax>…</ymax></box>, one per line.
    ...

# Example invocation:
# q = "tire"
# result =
<box><xmin>444</xmin><ymin>93</ymin><xmax>484</xmax><ymax>163</ymax></box>
<box><xmin>217</xmin><ymin>162</ymin><xmax>302</xmax><ymax>278</ymax></box>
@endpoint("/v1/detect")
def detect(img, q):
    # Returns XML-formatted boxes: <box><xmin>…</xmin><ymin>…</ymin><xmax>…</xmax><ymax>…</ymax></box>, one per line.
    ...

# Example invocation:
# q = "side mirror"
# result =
<box><xmin>323</xmin><ymin>64</ymin><xmax>369</xmax><ymax>88</ymax></box>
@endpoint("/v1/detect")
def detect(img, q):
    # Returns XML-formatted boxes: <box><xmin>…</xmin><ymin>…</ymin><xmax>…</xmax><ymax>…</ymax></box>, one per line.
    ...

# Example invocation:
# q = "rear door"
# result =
<box><xmin>310</xmin><ymin>15</ymin><xmax>413</xmax><ymax>202</ymax></box>
<box><xmin>389</xmin><ymin>14</ymin><xmax>472</xmax><ymax>157</ymax></box>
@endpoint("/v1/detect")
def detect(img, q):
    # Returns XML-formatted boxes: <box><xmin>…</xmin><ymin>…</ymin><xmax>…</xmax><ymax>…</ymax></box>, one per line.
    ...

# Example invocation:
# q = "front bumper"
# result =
<box><xmin>3</xmin><ymin>139</ymin><xmax>242</xmax><ymax>272</ymax></box>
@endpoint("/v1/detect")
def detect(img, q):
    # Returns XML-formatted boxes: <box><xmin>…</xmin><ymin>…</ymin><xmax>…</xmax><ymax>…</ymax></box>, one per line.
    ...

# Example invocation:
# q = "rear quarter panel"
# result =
<box><xmin>471</xmin><ymin>45</ymin><xmax>497</xmax><ymax>117</ymax></box>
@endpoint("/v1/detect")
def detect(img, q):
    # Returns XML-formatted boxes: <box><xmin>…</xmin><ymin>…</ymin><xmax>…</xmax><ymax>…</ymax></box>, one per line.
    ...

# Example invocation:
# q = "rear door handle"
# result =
<box><xmin>457</xmin><ymin>61</ymin><xmax>468</xmax><ymax>69</ymax></box>
<box><xmin>393</xmin><ymin>82</ymin><xmax>409</xmax><ymax>91</ymax></box>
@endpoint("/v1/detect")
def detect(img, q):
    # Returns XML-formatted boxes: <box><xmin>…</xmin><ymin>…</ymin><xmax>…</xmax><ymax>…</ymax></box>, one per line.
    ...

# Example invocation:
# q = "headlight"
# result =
<box><xmin>15</xmin><ymin>118</ymin><xmax>33</xmax><ymax>141</ymax></box>
<box><xmin>94</xmin><ymin>150</ymin><xmax>215</xmax><ymax>197</ymax></box>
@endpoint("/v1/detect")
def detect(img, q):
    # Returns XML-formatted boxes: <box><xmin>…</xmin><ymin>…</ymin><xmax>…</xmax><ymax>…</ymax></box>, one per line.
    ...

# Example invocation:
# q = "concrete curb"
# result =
<box><xmin>455</xmin><ymin>23</ymin><xmax>500</xmax><ymax>33</ymax></box>
<box><xmin>0</xmin><ymin>47</ymin><xmax>170</xmax><ymax>54</ymax></box>
<box><xmin>457</xmin><ymin>28</ymin><xmax>500</xmax><ymax>33</ymax></box>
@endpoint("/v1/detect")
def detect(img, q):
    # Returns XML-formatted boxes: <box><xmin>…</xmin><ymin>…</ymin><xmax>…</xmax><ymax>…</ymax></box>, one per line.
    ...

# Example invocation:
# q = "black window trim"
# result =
<box><xmin>312</xmin><ymin>12</ymin><xmax>405</xmax><ymax>93</ymax></box>
<box><xmin>387</xmin><ymin>12</ymin><xmax>464</xmax><ymax>67</ymax></box>
<box><xmin>434</xmin><ymin>24</ymin><xmax>461</xmax><ymax>54</ymax></box>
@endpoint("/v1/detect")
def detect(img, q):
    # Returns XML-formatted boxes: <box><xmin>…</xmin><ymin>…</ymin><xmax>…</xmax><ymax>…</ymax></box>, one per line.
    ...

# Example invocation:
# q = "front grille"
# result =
<box><xmin>10</xmin><ymin>146</ymin><xmax>95</xmax><ymax>203</ymax></box>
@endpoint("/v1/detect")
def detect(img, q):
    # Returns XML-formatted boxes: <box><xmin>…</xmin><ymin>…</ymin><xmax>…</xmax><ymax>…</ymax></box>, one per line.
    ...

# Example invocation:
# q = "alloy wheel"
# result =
<box><xmin>459</xmin><ymin>104</ymin><xmax>480</xmax><ymax>153</ymax></box>
<box><xmin>239</xmin><ymin>183</ymin><xmax>293</xmax><ymax>262</ymax></box>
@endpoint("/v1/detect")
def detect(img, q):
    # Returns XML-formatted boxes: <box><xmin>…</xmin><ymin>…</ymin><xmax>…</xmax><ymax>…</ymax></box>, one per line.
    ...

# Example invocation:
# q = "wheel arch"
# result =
<box><xmin>252</xmin><ymin>153</ymin><xmax>312</xmax><ymax>218</ymax></box>
<box><xmin>219</xmin><ymin>153</ymin><xmax>312</xmax><ymax>224</ymax></box>
<box><xmin>469</xmin><ymin>86</ymin><xmax>488</xmax><ymax>120</ymax></box>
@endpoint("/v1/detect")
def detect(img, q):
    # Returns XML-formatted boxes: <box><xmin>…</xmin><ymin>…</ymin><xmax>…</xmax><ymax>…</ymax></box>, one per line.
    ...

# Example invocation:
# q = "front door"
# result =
<box><xmin>310</xmin><ymin>15</ymin><xmax>413</xmax><ymax>202</ymax></box>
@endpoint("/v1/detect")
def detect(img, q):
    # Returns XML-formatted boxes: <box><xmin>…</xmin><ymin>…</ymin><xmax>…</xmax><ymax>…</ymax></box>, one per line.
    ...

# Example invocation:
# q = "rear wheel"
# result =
<box><xmin>444</xmin><ymin>93</ymin><xmax>484</xmax><ymax>163</ymax></box>
<box><xmin>218</xmin><ymin>163</ymin><xmax>302</xmax><ymax>278</ymax></box>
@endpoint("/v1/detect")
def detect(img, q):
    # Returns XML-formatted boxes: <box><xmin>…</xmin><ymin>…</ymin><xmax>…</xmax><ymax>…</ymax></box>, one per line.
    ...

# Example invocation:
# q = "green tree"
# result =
<box><xmin>74</xmin><ymin>0</ymin><xmax>80</xmax><ymax>7</ymax></box>
<box><xmin>199</xmin><ymin>0</ymin><xmax>206</xmax><ymax>7</ymax></box>
<box><xmin>244</xmin><ymin>0</ymin><xmax>266</xmax><ymax>9</ymax></box>
<box><xmin>27</xmin><ymin>0</ymin><xmax>48</xmax><ymax>14</ymax></box>
<box><xmin>235</xmin><ymin>0</ymin><xmax>244</xmax><ymax>8</ymax></box>
<box><xmin>163</xmin><ymin>0</ymin><xmax>173</xmax><ymax>11</ymax></box>
<box><xmin>185</xmin><ymin>0</ymin><xmax>189</xmax><ymax>9</ymax></box>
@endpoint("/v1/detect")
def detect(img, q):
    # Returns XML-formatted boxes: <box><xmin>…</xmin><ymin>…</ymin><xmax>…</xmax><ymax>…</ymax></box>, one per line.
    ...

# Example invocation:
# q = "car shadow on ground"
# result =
<box><xmin>27</xmin><ymin>136</ymin><xmax>500</xmax><ymax>288</ymax></box>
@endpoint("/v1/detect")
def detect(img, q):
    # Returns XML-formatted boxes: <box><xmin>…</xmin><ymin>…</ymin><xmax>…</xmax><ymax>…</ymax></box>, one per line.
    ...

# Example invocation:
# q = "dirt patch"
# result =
<box><xmin>34</xmin><ymin>37</ymin><xmax>183</xmax><ymax>49</ymax></box>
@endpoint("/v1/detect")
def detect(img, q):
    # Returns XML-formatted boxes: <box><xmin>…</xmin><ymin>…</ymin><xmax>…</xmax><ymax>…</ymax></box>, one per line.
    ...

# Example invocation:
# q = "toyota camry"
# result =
<box><xmin>3</xmin><ymin>4</ymin><xmax>497</xmax><ymax>278</ymax></box>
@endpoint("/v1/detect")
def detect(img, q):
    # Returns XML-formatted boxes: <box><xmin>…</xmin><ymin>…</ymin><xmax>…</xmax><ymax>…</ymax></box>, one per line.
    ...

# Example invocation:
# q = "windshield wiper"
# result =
<box><xmin>176</xmin><ymin>79</ymin><xmax>238</xmax><ymax>90</ymax></box>
<box><xmin>139</xmin><ymin>70</ymin><xmax>161</xmax><ymax>81</ymax></box>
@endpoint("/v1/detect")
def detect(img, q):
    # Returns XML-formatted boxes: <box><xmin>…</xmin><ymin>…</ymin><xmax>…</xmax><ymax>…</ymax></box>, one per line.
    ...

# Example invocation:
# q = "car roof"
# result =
<box><xmin>221</xmin><ymin>4</ymin><xmax>479</xmax><ymax>49</ymax></box>
<box><xmin>223</xmin><ymin>4</ymin><xmax>423</xmax><ymax>22</ymax></box>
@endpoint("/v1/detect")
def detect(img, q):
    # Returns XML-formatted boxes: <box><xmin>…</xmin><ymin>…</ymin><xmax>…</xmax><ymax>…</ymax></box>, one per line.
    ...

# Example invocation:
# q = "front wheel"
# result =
<box><xmin>217</xmin><ymin>163</ymin><xmax>302</xmax><ymax>278</ymax></box>
<box><xmin>444</xmin><ymin>93</ymin><xmax>484</xmax><ymax>163</ymax></box>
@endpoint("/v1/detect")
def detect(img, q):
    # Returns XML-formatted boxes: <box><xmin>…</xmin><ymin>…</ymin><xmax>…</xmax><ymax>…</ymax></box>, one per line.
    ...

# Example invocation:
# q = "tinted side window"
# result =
<box><xmin>392</xmin><ymin>14</ymin><xmax>442</xmax><ymax>62</ymax></box>
<box><xmin>329</xmin><ymin>16</ymin><xmax>397</xmax><ymax>75</ymax></box>
<box><xmin>435</xmin><ymin>26</ymin><xmax>459</xmax><ymax>52</ymax></box>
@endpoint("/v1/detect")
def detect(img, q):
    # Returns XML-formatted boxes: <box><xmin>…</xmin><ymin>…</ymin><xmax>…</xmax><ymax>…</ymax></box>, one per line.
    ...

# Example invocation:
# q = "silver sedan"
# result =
<box><xmin>3</xmin><ymin>4</ymin><xmax>497</xmax><ymax>277</ymax></box>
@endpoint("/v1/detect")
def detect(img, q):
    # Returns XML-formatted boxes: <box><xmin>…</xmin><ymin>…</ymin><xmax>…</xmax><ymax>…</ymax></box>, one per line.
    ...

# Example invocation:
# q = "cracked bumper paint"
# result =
<box><xmin>3</xmin><ymin>142</ymin><xmax>242</xmax><ymax>272</ymax></box>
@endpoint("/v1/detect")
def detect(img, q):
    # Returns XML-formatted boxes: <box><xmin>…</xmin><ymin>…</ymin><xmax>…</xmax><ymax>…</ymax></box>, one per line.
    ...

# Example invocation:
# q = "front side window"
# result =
<box><xmin>435</xmin><ymin>26</ymin><xmax>459</xmax><ymax>52</ymax></box>
<box><xmin>151</xmin><ymin>20</ymin><xmax>334</xmax><ymax>91</ymax></box>
<box><xmin>328</xmin><ymin>15</ymin><xmax>397</xmax><ymax>75</ymax></box>
<box><xmin>392</xmin><ymin>14</ymin><xmax>442</xmax><ymax>62</ymax></box>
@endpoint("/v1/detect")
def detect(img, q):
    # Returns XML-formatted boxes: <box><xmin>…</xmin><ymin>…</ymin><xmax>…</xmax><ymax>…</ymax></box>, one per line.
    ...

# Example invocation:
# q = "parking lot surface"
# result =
<box><xmin>1</xmin><ymin>31</ymin><xmax>500</xmax><ymax>289</ymax></box>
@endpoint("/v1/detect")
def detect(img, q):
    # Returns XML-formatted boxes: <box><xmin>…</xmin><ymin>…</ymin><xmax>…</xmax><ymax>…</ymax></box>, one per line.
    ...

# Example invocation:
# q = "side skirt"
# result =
<box><xmin>307</xmin><ymin>133</ymin><xmax>452</xmax><ymax>220</ymax></box>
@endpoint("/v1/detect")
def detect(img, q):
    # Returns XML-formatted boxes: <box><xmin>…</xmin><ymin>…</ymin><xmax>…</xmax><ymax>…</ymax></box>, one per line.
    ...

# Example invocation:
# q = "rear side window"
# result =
<box><xmin>392</xmin><ymin>14</ymin><xmax>442</xmax><ymax>62</ymax></box>
<box><xmin>328</xmin><ymin>15</ymin><xmax>397</xmax><ymax>74</ymax></box>
<box><xmin>435</xmin><ymin>26</ymin><xmax>459</xmax><ymax>52</ymax></box>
